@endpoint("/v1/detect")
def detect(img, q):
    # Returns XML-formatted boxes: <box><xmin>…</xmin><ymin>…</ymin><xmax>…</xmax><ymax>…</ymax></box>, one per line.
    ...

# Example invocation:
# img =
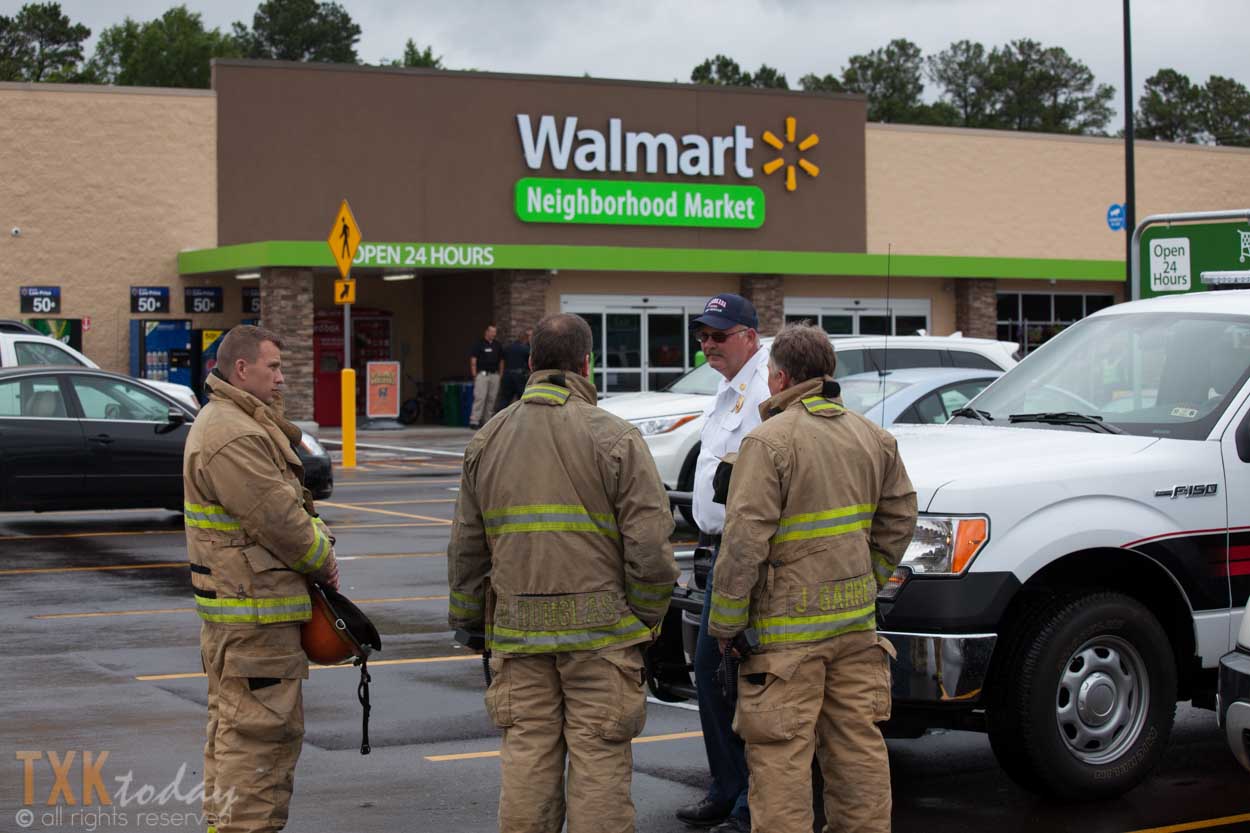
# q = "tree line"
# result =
<box><xmin>692</xmin><ymin>39</ymin><xmax>1250</xmax><ymax>147</ymax></box>
<box><xmin>2</xmin><ymin>2</ymin><xmax>1246</xmax><ymax>147</ymax></box>
<box><xmin>0</xmin><ymin>0</ymin><xmax>442</xmax><ymax>90</ymax></box>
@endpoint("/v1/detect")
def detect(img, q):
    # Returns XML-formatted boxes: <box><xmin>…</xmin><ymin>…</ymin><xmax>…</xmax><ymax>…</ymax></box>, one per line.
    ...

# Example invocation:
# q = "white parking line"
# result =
<box><xmin>646</xmin><ymin>696</ymin><xmax>700</xmax><ymax>712</ymax></box>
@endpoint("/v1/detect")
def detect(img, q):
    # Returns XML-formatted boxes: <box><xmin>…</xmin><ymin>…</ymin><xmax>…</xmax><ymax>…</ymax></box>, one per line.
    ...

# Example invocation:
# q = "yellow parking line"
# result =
<box><xmin>320</xmin><ymin>500</ymin><xmax>451</xmax><ymax>525</ymax></box>
<box><xmin>2</xmin><ymin>551</ymin><xmax>445</xmax><ymax>577</ymax></box>
<box><xmin>1123</xmin><ymin>814</ymin><xmax>1250</xmax><ymax>833</ymax></box>
<box><xmin>0</xmin><ymin>519</ymin><xmax>442</xmax><ymax>543</ymax></box>
<box><xmin>137</xmin><ymin>653</ymin><xmax>479</xmax><ymax>681</ymax></box>
<box><xmin>35</xmin><ymin>594</ymin><xmax>449</xmax><ymax>620</ymax></box>
<box><xmin>426</xmin><ymin>731</ymin><xmax>703</xmax><ymax>762</ymax></box>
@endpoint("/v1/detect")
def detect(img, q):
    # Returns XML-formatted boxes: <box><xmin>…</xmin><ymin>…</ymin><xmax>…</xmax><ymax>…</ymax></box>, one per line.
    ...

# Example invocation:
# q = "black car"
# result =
<box><xmin>0</xmin><ymin>367</ymin><xmax>331</xmax><ymax>512</ymax></box>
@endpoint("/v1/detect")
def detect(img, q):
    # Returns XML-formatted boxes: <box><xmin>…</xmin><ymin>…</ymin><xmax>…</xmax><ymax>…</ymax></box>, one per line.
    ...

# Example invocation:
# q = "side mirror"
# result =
<box><xmin>1237</xmin><ymin>413</ymin><xmax>1250</xmax><ymax>463</ymax></box>
<box><xmin>157</xmin><ymin>408</ymin><xmax>189</xmax><ymax>434</ymax></box>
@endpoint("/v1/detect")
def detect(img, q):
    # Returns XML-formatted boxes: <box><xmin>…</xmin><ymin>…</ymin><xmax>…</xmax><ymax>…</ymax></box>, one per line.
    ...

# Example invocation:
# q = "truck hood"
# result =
<box><xmin>597</xmin><ymin>391</ymin><xmax>710</xmax><ymax>421</ymax></box>
<box><xmin>891</xmin><ymin>424</ymin><xmax>1161</xmax><ymax>511</ymax></box>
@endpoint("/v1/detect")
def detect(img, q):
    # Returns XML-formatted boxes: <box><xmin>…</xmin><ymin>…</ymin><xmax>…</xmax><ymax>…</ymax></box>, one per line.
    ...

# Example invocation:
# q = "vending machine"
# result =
<box><xmin>129</xmin><ymin>320</ymin><xmax>194</xmax><ymax>387</ymax></box>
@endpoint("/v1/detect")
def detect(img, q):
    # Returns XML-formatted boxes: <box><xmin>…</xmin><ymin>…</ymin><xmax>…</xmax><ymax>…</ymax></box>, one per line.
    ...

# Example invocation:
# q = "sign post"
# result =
<box><xmin>1132</xmin><ymin>210</ymin><xmax>1250</xmax><ymax>300</ymax></box>
<box><xmin>328</xmin><ymin>199</ymin><xmax>363</xmax><ymax>467</ymax></box>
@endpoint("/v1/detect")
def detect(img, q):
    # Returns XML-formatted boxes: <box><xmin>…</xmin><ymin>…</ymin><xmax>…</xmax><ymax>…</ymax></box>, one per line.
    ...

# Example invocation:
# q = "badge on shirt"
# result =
<box><xmin>733</xmin><ymin>395</ymin><xmax>744</xmax><ymax>414</ymax></box>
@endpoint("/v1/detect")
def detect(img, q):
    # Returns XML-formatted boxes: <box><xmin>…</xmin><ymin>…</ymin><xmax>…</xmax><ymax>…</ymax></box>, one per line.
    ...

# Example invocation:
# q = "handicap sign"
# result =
<box><xmin>1106</xmin><ymin>203</ymin><xmax>1126</xmax><ymax>231</ymax></box>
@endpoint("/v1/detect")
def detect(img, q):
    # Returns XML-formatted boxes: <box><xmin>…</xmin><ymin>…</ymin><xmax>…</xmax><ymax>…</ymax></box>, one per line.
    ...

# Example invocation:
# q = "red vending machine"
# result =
<box><xmin>313</xmin><ymin>308</ymin><xmax>392</xmax><ymax>426</ymax></box>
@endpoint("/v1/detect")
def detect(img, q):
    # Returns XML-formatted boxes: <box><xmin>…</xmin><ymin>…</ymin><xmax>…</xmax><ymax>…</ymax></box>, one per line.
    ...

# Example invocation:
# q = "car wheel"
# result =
<box><xmin>676</xmin><ymin>443</ymin><xmax>700</xmax><ymax>528</ymax></box>
<box><xmin>986</xmin><ymin>590</ymin><xmax>1176</xmax><ymax>799</ymax></box>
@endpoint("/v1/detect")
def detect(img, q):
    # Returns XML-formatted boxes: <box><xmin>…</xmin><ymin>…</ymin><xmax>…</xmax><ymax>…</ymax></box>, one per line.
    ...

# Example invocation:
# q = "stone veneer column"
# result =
<box><xmin>260</xmin><ymin>267</ymin><xmax>315</xmax><ymax>422</ymax></box>
<box><xmin>954</xmin><ymin>278</ymin><xmax>998</xmax><ymax>339</ymax></box>
<box><xmin>739</xmin><ymin>275</ymin><xmax>784</xmax><ymax>336</ymax></box>
<box><xmin>492</xmin><ymin>271</ymin><xmax>551</xmax><ymax>343</ymax></box>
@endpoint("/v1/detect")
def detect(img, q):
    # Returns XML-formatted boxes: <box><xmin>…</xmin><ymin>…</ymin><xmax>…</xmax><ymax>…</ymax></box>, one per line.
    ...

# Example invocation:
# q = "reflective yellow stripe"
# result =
<box><xmin>773</xmin><ymin>504</ymin><xmax>876</xmax><ymax>544</ymax></box>
<box><xmin>522</xmin><ymin>383</ymin><xmax>571</xmax><ymax>405</ymax></box>
<box><xmin>183</xmin><ymin>501</ymin><xmax>241</xmax><ymax>531</ymax></box>
<box><xmin>754</xmin><ymin>603</ymin><xmax>876</xmax><ymax>646</ymax></box>
<box><xmin>484</xmin><ymin>504</ymin><xmax>619</xmax><ymax>540</ymax></box>
<box><xmin>194</xmin><ymin>594</ymin><xmax>311</xmax><ymax>624</ymax></box>
<box><xmin>871</xmin><ymin>549</ymin><xmax>895</xmax><ymax>588</ymax></box>
<box><xmin>450</xmin><ymin>590</ymin><xmax>484</xmax><ymax>619</ymax></box>
<box><xmin>708</xmin><ymin>592</ymin><xmax>750</xmax><ymax>630</ymax></box>
<box><xmin>801</xmin><ymin>396</ymin><xmax>845</xmax><ymax>414</ymax></box>
<box><xmin>627</xmin><ymin>580</ymin><xmax>673</xmax><ymax>611</ymax></box>
<box><xmin>291</xmin><ymin>516</ymin><xmax>330</xmax><ymax>574</ymax></box>
<box><xmin>489</xmin><ymin>613</ymin><xmax>649</xmax><ymax>653</ymax></box>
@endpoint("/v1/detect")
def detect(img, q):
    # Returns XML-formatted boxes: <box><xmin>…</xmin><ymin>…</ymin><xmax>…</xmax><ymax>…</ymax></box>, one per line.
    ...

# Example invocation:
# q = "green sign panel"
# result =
<box><xmin>514</xmin><ymin>177</ymin><xmax>765</xmax><ymax>229</ymax></box>
<box><xmin>1139</xmin><ymin>219</ymin><xmax>1250</xmax><ymax>299</ymax></box>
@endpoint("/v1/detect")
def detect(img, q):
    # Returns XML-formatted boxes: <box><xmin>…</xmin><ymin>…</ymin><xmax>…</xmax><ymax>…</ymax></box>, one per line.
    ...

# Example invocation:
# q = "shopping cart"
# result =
<box><xmin>1239</xmin><ymin>228</ymin><xmax>1250</xmax><ymax>263</ymax></box>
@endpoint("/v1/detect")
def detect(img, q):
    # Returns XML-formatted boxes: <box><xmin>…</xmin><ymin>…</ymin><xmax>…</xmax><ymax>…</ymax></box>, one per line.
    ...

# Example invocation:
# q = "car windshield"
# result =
<box><xmin>838</xmin><ymin>378</ymin><xmax>910</xmax><ymax>413</ymax></box>
<box><xmin>956</xmin><ymin>312</ymin><xmax>1250</xmax><ymax>440</ymax></box>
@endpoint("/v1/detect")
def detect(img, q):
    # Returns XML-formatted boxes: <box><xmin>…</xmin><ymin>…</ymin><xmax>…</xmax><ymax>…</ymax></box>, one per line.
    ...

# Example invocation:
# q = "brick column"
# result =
<box><xmin>954</xmin><ymin>278</ymin><xmax>998</xmax><ymax>339</ymax></box>
<box><xmin>260</xmin><ymin>267</ymin><xmax>315</xmax><ymax>421</ymax></box>
<box><xmin>493</xmin><ymin>271</ymin><xmax>551</xmax><ymax>342</ymax></box>
<box><xmin>740</xmin><ymin>275</ymin><xmax>784</xmax><ymax>336</ymax></box>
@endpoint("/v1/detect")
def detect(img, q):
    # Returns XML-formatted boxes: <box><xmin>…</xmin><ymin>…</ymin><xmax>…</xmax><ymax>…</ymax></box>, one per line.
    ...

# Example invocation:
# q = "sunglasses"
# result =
<box><xmin>694</xmin><ymin>328</ymin><xmax>748</xmax><ymax>344</ymax></box>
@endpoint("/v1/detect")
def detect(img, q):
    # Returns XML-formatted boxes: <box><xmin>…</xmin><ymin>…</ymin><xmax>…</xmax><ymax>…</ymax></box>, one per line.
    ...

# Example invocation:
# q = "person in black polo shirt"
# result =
<box><xmin>468</xmin><ymin>323</ymin><xmax>501</xmax><ymax>428</ymax></box>
<box><xmin>497</xmin><ymin>327</ymin><xmax>533</xmax><ymax>410</ymax></box>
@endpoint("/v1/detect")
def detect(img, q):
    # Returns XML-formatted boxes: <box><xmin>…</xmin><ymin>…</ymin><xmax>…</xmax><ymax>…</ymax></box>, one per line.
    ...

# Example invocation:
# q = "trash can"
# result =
<box><xmin>442</xmin><ymin>382</ymin><xmax>460</xmax><ymax>427</ymax></box>
<box><xmin>460</xmin><ymin>382</ymin><xmax>475</xmax><ymax>426</ymax></box>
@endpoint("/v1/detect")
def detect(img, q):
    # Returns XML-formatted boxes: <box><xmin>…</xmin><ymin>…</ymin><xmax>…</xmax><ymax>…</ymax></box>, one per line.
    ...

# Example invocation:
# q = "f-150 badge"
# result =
<box><xmin>1154</xmin><ymin>483</ymin><xmax>1218</xmax><ymax>498</ymax></box>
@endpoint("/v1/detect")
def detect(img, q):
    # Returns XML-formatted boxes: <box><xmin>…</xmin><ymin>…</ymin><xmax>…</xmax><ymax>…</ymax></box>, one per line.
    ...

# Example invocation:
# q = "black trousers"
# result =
<box><xmin>498</xmin><ymin>371</ymin><xmax>527</xmax><ymax>409</ymax></box>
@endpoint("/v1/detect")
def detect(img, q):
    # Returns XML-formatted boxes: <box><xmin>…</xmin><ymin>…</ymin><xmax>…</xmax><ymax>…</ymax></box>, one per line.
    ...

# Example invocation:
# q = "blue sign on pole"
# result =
<box><xmin>1107</xmin><ymin>203</ymin><xmax>1126</xmax><ymax>231</ymax></box>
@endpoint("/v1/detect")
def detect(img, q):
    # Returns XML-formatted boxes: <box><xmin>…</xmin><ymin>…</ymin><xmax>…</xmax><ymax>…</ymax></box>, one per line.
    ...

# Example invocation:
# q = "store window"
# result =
<box><xmin>564</xmin><ymin>295</ymin><xmax>709</xmax><ymax>394</ymax></box>
<box><xmin>784</xmin><ymin>298</ymin><xmax>930</xmax><ymax>337</ymax></box>
<box><xmin>997</xmin><ymin>292</ymin><xmax>1116</xmax><ymax>354</ymax></box>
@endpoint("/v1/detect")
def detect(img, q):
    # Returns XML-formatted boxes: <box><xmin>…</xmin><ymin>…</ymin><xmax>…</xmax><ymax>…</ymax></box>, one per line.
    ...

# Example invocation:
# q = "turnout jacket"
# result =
<box><xmin>708</xmin><ymin>377</ymin><xmax>917</xmax><ymax>651</ymax></box>
<box><xmin>447</xmin><ymin>370</ymin><xmax>680</xmax><ymax>654</ymax></box>
<box><xmin>183</xmin><ymin>372</ymin><xmax>335</xmax><ymax>626</ymax></box>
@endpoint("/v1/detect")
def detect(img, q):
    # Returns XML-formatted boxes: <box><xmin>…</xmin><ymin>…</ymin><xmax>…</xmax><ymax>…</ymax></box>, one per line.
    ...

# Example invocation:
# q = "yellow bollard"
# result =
<box><xmin>341</xmin><ymin>368</ymin><xmax>357</xmax><ymax>469</ymax></box>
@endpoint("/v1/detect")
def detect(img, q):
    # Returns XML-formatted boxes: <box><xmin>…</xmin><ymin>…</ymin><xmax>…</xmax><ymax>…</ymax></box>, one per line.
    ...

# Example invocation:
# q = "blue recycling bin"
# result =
<box><xmin>460</xmin><ymin>381</ymin><xmax>475</xmax><ymax>426</ymax></box>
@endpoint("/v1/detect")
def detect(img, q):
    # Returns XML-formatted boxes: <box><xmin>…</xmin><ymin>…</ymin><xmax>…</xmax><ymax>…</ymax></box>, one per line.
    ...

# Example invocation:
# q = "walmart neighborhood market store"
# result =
<box><xmin>4</xmin><ymin>60</ymin><xmax>1250</xmax><ymax>425</ymax></box>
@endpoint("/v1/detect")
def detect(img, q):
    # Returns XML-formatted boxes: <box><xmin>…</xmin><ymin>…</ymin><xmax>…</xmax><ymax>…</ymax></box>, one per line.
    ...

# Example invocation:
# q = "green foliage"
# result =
<box><xmin>87</xmin><ymin>6</ymin><xmax>240</xmax><ymax>89</ymax></box>
<box><xmin>840</xmin><ymin>38</ymin><xmax>926</xmax><ymax>123</ymax></box>
<box><xmin>798</xmin><ymin>72</ymin><xmax>843</xmax><ymax>94</ymax></box>
<box><xmin>0</xmin><ymin>2</ymin><xmax>90</xmax><ymax>82</ymax></box>
<box><xmin>691</xmin><ymin>54</ymin><xmax>788</xmax><ymax>89</ymax></box>
<box><xmin>984</xmin><ymin>39</ymin><xmax>1115</xmax><ymax>134</ymax></box>
<box><xmin>233</xmin><ymin>0</ymin><xmax>361</xmax><ymax>64</ymax></box>
<box><xmin>926</xmin><ymin>39</ymin><xmax>995</xmax><ymax>127</ymax></box>
<box><xmin>388</xmin><ymin>38</ymin><xmax>442</xmax><ymax>69</ymax></box>
<box><xmin>1135</xmin><ymin>69</ymin><xmax>1202</xmax><ymax>142</ymax></box>
<box><xmin>1200</xmin><ymin>75</ymin><xmax>1250</xmax><ymax>147</ymax></box>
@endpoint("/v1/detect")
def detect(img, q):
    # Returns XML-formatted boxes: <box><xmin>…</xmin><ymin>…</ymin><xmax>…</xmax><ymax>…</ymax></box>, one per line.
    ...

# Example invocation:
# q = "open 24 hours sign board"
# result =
<box><xmin>1139</xmin><ymin>220</ymin><xmax>1250</xmax><ymax>299</ymax></box>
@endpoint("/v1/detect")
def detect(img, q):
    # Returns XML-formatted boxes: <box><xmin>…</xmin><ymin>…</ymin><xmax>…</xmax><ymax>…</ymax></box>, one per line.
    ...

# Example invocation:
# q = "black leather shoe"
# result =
<box><xmin>709</xmin><ymin>816</ymin><xmax>750</xmax><ymax>833</ymax></box>
<box><xmin>675</xmin><ymin>797</ymin><xmax>733</xmax><ymax>827</ymax></box>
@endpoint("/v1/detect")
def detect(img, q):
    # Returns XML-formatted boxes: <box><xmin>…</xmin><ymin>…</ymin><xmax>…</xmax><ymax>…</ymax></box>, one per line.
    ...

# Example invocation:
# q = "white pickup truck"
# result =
<box><xmin>651</xmin><ymin>289</ymin><xmax>1250</xmax><ymax>800</ymax></box>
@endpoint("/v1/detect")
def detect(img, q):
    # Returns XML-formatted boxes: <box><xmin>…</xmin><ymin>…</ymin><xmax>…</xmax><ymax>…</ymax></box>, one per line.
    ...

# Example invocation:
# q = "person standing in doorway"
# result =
<box><xmin>497</xmin><ymin>327</ymin><xmax>533</xmax><ymax>409</ymax></box>
<box><xmin>675</xmin><ymin>293</ymin><xmax>771</xmax><ymax>833</ymax></box>
<box><xmin>468</xmin><ymin>323</ymin><xmax>501</xmax><ymax>428</ymax></box>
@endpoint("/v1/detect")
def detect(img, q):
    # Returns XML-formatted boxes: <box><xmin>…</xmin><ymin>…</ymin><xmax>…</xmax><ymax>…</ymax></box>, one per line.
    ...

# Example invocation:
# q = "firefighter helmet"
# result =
<box><xmin>301</xmin><ymin>583</ymin><xmax>382</xmax><ymax>665</ymax></box>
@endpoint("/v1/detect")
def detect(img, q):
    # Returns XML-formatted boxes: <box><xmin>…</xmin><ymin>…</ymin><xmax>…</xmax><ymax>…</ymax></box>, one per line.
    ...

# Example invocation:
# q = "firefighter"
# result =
<box><xmin>447</xmin><ymin>312</ymin><xmax>680</xmax><ymax>833</ymax></box>
<box><xmin>183</xmin><ymin>325</ymin><xmax>340</xmax><ymax>833</ymax></box>
<box><xmin>707</xmin><ymin>323</ymin><xmax>917</xmax><ymax>833</ymax></box>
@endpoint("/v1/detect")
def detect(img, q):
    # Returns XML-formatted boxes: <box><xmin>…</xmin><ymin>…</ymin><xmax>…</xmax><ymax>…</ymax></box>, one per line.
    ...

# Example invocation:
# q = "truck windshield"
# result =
<box><xmin>956</xmin><ymin>312</ymin><xmax>1250</xmax><ymax>440</ymax></box>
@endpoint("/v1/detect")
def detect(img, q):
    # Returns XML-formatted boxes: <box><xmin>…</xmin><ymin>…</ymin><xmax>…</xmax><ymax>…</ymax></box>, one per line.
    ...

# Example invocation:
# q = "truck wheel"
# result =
<box><xmin>986</xmin><ymin>590</ymin><xmax>1176</xmax><ymax>799</ymax></box>
<box><xmin>676</xmin><ymin>443</ymin><xmax>700</xmax><ymax>528</ymax></box>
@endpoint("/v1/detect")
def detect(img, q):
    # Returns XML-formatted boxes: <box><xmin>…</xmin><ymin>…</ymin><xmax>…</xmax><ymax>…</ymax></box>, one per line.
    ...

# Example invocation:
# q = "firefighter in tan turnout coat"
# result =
<box><xmin>183</xmin><ymin>326</ymin><xmax>340</xmax><ymax>833</ymax></box>
<box><xmin>708</xmin><ymin>324</ymin><xmax>917</xmax><ymax>833</ymax></box>
<box><xmin>447</xmin><ymin>313</ymin><xmax>680</xmax><ymax>833</ymax></box>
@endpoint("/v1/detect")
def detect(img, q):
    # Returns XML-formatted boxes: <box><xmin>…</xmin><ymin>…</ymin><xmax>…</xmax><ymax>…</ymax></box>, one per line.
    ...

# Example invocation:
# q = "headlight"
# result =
<box><xmin>300</xmin><ymin>433</ymin><xmax>326</xmax><ymax>456</ymax></box>
<box><xmin>899</xmin><ymin>515</ymin><xmax>989</xmax><ymax>575</ymax></box>
<box><xmin>630</xmin><ymin>413</ymin><xmax>700</xmax><ymax>436</ymax></box>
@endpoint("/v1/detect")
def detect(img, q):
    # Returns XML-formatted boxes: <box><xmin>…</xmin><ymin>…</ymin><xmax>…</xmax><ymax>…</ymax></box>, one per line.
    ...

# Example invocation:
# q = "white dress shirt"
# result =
<box><xmin>692</xmin><ymin>347</ymin><xmax>771</xmax><ymax>536</ymax></box>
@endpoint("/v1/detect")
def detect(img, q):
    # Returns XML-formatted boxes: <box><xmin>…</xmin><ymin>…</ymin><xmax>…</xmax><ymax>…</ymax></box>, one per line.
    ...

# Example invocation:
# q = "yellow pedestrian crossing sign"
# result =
<box><xmin>327</xmin><ymin>199</ymin><xmax>362</xmax><ymax>280</ymax></box>
<box><xmin>334</xmin><ymin>278</ymin><xmax>356</xmax><ymax>305</ymax></box>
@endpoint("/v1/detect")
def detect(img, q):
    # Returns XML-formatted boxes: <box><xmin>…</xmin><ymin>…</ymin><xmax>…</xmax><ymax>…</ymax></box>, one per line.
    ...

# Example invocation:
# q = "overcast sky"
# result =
<box><xmin>35</xmin><ymin>0</ymin><xmax>1250</xmax><ymax>119</ymax></box>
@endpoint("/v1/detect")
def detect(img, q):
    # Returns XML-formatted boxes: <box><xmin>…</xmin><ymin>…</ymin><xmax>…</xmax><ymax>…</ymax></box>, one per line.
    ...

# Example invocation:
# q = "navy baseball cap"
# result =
<box><xmin>690</xmin><ymin>293</ymin><xmax>758</xmax><ymax>331</ymax></box>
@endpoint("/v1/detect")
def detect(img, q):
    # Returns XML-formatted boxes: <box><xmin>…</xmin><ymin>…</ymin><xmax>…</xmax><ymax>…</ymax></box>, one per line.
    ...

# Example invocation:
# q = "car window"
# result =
<box><xmin>938</xmin><ymin>379</ymin><xmax>995</xmax><ymax>417</ymax></box>
<box><xmin>836</xmin><ymin>348</ymin><xmax>946</xmax><ymax>377</ymax></box>
<box><xmin>71</xmin><ymin>376</ymin><xmax>169</xmax><ymax>422</ymax></box>
<box><xmin>0</xmin><ymin>376</ymin><xmax>68</xmax><ymax>418</ymax></box>
<box><xmin>947</xmin><ymin>350</ymin><xmax>1002</xmax><ymax>371</ymax></box>
<box><xmin>909</xmin><ymin>391</ymin><xmax>949</xmax><ymax>424</ymax></box>
<box><xmin>14</xmin><ymin>341</ymin><xmax>87</xmax><ymax>367</ymax></box>
<box><xmin>838</xmin><ymin>378</ymin><xmax>909</xmax><ymax>414</ymax></box>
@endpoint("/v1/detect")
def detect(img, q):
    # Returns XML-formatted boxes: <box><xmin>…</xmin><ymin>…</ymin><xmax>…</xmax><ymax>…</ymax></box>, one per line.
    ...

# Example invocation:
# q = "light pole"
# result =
<box><xmin>1123</xmin><ymin>0</ymin><xmax>1136</xmax><ymax>299</ymax></box>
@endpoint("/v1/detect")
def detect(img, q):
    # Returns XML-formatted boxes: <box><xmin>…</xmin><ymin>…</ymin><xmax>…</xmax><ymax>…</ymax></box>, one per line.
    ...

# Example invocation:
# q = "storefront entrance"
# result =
<box><xmin>784</xmin><ymin>297</ymin><xmax>931</xmax><ymax>337</ymax></box>
<box><xmin>561</xmin><ymin>295</ymin><xmax>710</xmax><ymax>394</ymax></box>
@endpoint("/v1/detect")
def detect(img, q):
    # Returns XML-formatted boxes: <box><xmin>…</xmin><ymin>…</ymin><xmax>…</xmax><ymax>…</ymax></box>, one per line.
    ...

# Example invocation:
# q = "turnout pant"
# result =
<box><xmin>733</xmin><ymin>631</ymin><xmax>895</xmax><ymax>833</ymax></box>
<box><xmin>485</xmin><ymin>645</ymin><xmax>648</xmax><ymax>833</ymax></box>
<box><xmin>201</xmin><ymin>623</ymin><xmax>309</xmax><ymax>833</ymax></box>
<box><xmin>470</xmin><ymin>371</ymin><xmax>501</xmax><ymax>425</ymax></box>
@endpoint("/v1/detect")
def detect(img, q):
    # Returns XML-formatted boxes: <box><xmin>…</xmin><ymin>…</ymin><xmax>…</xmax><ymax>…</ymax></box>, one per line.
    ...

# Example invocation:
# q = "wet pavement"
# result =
<box><xmin>1</xmin><ymin>429</ymin><xmax>1248</xmax><ymax>833</ymax></box>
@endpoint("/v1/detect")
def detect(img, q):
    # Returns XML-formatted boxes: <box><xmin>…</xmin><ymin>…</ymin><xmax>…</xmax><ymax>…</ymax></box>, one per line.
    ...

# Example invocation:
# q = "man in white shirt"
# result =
<box><xmin>676</xmin><ymin>294</ymin><xmax>771</xmax><ymax>833</ymax></box>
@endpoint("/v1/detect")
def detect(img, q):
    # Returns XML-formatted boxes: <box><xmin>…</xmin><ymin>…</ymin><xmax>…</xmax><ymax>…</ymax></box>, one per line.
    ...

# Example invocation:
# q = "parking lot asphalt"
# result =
<box><xmin>1</xmin><ymin>430</ymin><xmax>1248</xmax><ymax>833</ymax></box>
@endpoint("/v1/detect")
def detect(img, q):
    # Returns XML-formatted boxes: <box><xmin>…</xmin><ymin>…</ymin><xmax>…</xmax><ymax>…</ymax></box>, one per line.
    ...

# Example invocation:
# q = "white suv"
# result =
<box><xmin>598</xmin><ymin>334</ymin><xmax>1018</xmax><ymax>521</ymax></box>
<box><xmin>0</xmin><ymin>323</ymin><xmax>199</xmax><ymax>412</ymax></box>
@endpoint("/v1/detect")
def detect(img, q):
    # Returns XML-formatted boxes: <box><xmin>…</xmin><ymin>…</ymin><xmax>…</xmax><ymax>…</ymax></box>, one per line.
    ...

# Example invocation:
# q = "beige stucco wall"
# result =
<box><xmin>547</xmin><ymin>271</ymin><xmax>741</xmax><ymax>312</ymax></box>
<box><xmin>0</xmin><ymin>83</ymin><xmax>217</xmax><ymax>373</ymax></box>
<box><xmin>867</xmin><ymin>123</ymin><xmax>1250</xmax><ymax>260</ymax></box>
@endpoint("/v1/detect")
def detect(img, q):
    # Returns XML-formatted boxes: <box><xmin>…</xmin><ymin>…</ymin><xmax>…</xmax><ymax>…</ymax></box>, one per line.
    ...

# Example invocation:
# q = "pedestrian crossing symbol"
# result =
<box><xmin>327</xmin><ymin>199</ymin><xmax>362</xmax><ymax>279</ymax></box>
<box><xmin>335</xmin><ymin>278</ymin><xmax>356</xmax><ymax>305</ymax></box>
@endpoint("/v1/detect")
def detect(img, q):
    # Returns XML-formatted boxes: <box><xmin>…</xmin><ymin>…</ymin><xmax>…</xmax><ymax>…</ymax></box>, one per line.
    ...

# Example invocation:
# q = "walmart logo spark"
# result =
<box><xmin>762</xmin><ymin>117</ymin><xmax>819</xmax><ymax>192</ymax></box>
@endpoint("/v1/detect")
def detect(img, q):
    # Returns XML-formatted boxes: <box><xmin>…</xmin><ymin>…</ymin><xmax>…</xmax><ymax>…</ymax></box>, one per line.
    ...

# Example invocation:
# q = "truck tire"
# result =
<box><xmin>676</xmin><ymin>443</ymin><xmax>700</xmax><ymax>528</ymax></box>
<box><xmin>986</xmin><ymin>590</ymin><xmax>1176</xmax><ymax>799</ymax></box>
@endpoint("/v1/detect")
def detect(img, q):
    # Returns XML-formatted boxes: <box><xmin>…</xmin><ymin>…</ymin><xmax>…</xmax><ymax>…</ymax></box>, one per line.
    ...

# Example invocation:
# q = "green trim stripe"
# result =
<box><xmin>177</xmin><ymin>240</ymin><xmax>1125</xmax><ymax>282</ymax></box>
<box><xmin>773</xmin><ymin>504</ymin><xmax>875</xmax><ymax>544</ymax></box>
<box><xmin>484</xmin><ymin>504</ymin><xmax>619</xmax><ymax>540</ymax></box>
<box><xmin>489</xmin><ymin>614</ymin><xmax>650</xmax><ymax>653</ymax></box>
<box><xmin>195</xmin><ymin>594</ymin><xmax>312</xmax><ymax>624</ymax></box>
<box><xmin>754</xmin><ymin>604</ymin><xmax>876</xmax><ymax>646</ymax></box>
<box><xmin>183</xmin><ymin>502</ymin><xmax>241</xmax><ymax>531</ymax></box>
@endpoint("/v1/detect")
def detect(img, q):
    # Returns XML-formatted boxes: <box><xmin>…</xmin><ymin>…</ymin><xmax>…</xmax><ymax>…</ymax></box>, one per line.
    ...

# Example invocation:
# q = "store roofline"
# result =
<box><xmin>177</xmin><ymin>241</ymin><xmax>1124</xmax><ymax>282</ymax></box>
